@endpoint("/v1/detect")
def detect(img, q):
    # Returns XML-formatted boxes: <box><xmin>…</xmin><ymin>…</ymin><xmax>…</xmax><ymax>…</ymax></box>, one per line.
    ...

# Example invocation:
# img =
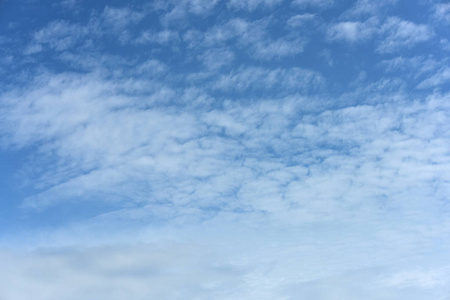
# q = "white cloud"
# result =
<box><xmin>379</xmin><ymin>56</ymin><xmax>440</xmax><ymax>75</ymax></box>
<box><xmin>137</xmin><ymin>29</ymin><xmax>180</xmax><ymax>44</ymax></box>
<box><xmin>212</xmin><ymin>66</ymin><xmax>324</xmax><ymax>92</ymax></box>
<box><xmin>287</xmin><ymin>13</ymin><xmax>316</xmax><ymax>27</ymax></box>
<box><xmin>377</xmin><ymin>17</ymin><xmax>434</xmax><ymax>53</ymax></box>
<box><xmin>441</xmin><ymin>38</ymin><xmax>450</xmax><ymax>51</ymax></box>
<box><xmin>250</xmin><ymin>37</ymin><xmax>306</xmax><ymax>59</ymax></box>
<box><xmin>433</xmin><ymin>3</ymin><xmax>450</xmax><ymax>23</ymax></box>
<box><xmin>185</xmin><ymin>18</ymin><xmax>306</xmax><ymax>59</ymax></box>
<box><xmin>100</xmin><ymin>6</ymin><xmax>145</xmax><ymax>30</ymax></box>
<box><xmin>327</xmin><ymin>18</ymin><xmax>378</xmax><ymax>42</ymax></box>
<box><xmin>228</xmin><ymin>0</ymin><xmax>284</xmax><ymax>11</ymax></box>
<box><xmin>59</xmin><ymin>0</ymin><xmax>81</xmax><ymax>10</ymax></box>
<box><xmin>291</xmin><ymin>0</ymin><xmax>334</xmax><ymax>9</ymax></box>
<box><xmin>2</xmin><ymin>1</ymin><xmax>450</xmax><ymax>299</ymax></box>
<box><xmin>382</xmin><ymin>268</ymin><xmax>450</xmax><ymax>289</ymax></box>
<box><xmin>96</xmin><ymin>6</ymin><xmax>145</xmax><ymax>42</ymax></box>
<box><xmin>27</xmin><ymin>6</ymin><xmax>146</xmax><ymax>53</ymax></box>
<box><xmin>1</xmin><ymin>223</ymin><xmax>449</xmax><ymax>300</ymax></box>
<box><xmin>198</xmin><ymin>48</ymin><xmax>235</xmax><ymax>70</ymax></box>
<box><xmin>135</xmin><ymin>59</ymin><xmax>168</xmax><ymax>75</ymax></box>
<box><xmin>378</xmin><ymin>56</ymin><xmax>446</xmax><ymax>89</ymax></box>
<box><xmin>329</xmin><ymin>5</ymin><xmax>433</xmax><ymax>52</ymax></box>
<box><xmin>204</xmin><ymin>18</ymin><xmax>267</xmax><ymax>48</ymax></box>
<box><xmin>2</xmin><ymin>72</ymin><xmax>449</xmax><ymax>226</ymax></box>
<box><xmin>158</xmin><ymin>0</ymin><xmax>220</xmax><ymax>26</ymax></box>
<box><xmin>417</xmin><ymin>67</ymin><xmax>450</xmax><ymax>89</ymax></box>
<box><xmin>33</xmin><ymin>20</ymin><xmax>88</xmax><ymax>51</ymax></box>
<box><xmin>342</xmin><ymin>0</ymin><xmax>398</xmax><ymax>19</ymax></box>
<box><xmin>23</xmin><ymin>43</ymin><xmax>43</xmax><ymax>55</ymax></box>
<box><xmin>182</xmin><ymin>18</ymin><xmax>258</xmax><ymax>48</ymax></box>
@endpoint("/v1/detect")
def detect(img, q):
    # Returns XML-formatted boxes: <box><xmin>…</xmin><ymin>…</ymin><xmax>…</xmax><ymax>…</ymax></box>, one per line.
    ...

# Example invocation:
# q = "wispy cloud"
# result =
<box><xmin>292</xmin><ymin>0</ymin><xmax>334</xmax><ymax>9</ymax></box>
<box><xmin>377</xmin><ymin>17</ymin><xmax>434</xmax><ymax>53</ymax></box>
<box><xmin>228</xmin><ymin>0</ymin><xmax>284</xmax><ymax>11</ymax></box>
<box><xmin>32</xmin><ymin>20</ymin><xmax>88</xmax><ymax>52</ymax></box>
<box><xmin>137</xmin><ymin>29</ymin><xmax>180</xmax><ymax>45</ymax></box>
<box><xmin>342</xmin><ymin>0</ymin><xmax>399</xmax><ymax>19</ymax></box>
<box><xmin>2</xmin><ymin>70</ymin><xmax>449</xmax><ymax>231</ymax></box>
<box><xmin>156</xmin><ymin>0</ymin><xmax>220</xmax><ymax>26</ymax></box>
<box><xmin>287</xmin><ymin>13</ymin><xmax>316</xmax><ymax>27</ymax></box>
<box><xmin>433</xmin><ymin>3</ymin><xmax>450</xmax><ymax>23</ymax></box>
<box><xmin>327</xmin><ymin>16</ymin><xmax>434</xmax><ymax>53</ymax></box>
<box><xmin>1</xmin><ymin>224</ymin><xmax>449</xmax><ymax>300</ymax></box>
<box><xmin>417</xmin><ymin>67</ymin><xmax>450</xmax><ymax>89</ymax></box>
<box><xmin>0</xmin><ymin>1</ymin><xmax>449</xmax><ymax>299</ymax></box>
<box><xmin>211</xmin><ymin>66</ymin><xmax>323</xmax><ymax>92</ymax></box>
<box><xmin>184</xmin><ymin>18</ymin><xmax>306</xmax><ymax>60</ymax></box>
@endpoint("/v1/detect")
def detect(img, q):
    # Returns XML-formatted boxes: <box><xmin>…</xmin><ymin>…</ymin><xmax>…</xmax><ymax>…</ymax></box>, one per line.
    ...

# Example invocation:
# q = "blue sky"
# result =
<box><xmin>1</xmin><ymin>0</ymin><xmax>450</xmax><ymax>299</ymax></box>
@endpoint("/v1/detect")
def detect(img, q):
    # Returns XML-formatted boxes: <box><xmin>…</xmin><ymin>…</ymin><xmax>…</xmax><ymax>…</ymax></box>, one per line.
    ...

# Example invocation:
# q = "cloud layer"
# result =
<box><xmin>0</xmin><ymin>0</ymin><xmax>449</xmax><ymax>299</ymax></box>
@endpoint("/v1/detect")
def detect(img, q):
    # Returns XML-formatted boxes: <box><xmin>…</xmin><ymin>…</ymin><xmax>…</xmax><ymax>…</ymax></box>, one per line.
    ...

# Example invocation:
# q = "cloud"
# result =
<box><xmin>382</xmin><ymin>268</ymin><xmax>450</xmax><ymax>289</ymax></box>
<box><xmin>227</xmin><ymin>0</ymin><xmax>284</xmax><ymax>11</ymax></box>
<box><xmin>377</xmin><ymin>17</ymin><xmax>434</xmax><ymax>53</ymax></box>
<box><xmin>441</xmin><ymin>38</ymin><xmax>450</xmax><ymax>51</ymax></box>
<box><xmin>137</xmin><ymin>29</ymin><xmax>180</xmax><ymax>44</ymax></box>
<box><xmin>157</xmin><ymin>0</ymin><xmax>220</xmax><ymax>26</ymax></box>
<box><xmin>99</xmin><ymin>6</ymin><xmax>145</xmax><ymax>31</ymax></box>
<box><xmin>32</xmin><ymin>20</ymin><xmax>88</xmax><ymax>52</ymax></box>
<box><xmin>1</xmin><ymin>2</ymin><xmax>450</xmax><ymax>299</ymax></box>
<box><xmin>287</xmin><ymin>13</ymin><xmax>316</xmax><ymax>27</ymax></box>
<box><xmin>26</xmin><ymin>6</ymin><xmax>146</xmax><ymax>54</ymax></box>
<box><xmin>211</xmin><ymin>66</ymin><xmax>324</xmax><ymax>93</ymax></box>
<box><xmin>327</xmin><ymin>17</ymin><xmax>378</xmax><ymax>42</ymax></box>
<box><xmin>198</xmin><ymin>47</ymin><xmax>235</xmax><ymax>70</ymax></box>
<box><xmin>378</xmin><ymin>55</ymin><xmax>447</xmax><ymax>89</ymax></box>
<box><xmin>1</xmin><ymin>222</ymin><xmax>449</xmax><ymax>300</ymax></box>
<box><xmin>95</xmin><ymin>6</ymin><xmax>145</xmax><ymax>43</ymax></box>
<box><xmin>184</xmin><ymin>18</ymin><xmax>306</xmax><ymax>60</ymax></box>
<box><xmin>379</xmin><ymin>56</ymin><xmax>440</xmax><ymax>76</ymax></box>
<box><xmin>250</xmin><ymin>37</ymin><xmax>306</xmax><ymax>59</ymax></box>
<box><xmin>291</xmin><ymin>0</ymin><xmax>334</xmax><ymax>9</ymax></box>
<box><xmin>183</xmin><ymin>18</ymin><xmax>263</xmax><ymax>48</ymax></box>
<box><xmin>2</xmin><ymin>70</ymin><xmax>449</xmax><ymax>231</ymax></box>
<box><xmin>0</xmin><ymin>244</ymin><xmax>247</xmax><ymax>300</ymax></box>
<box><xmin>328</xmin><ymin>17</ymin><xmax>434</xmax><ymax>51</ymax></box>
<box><xmin>433</xmin><ymin>3</ymin><xmax>450</xmax><ymax>23</ymax></box>
<box><xmin>342</xmin><ymin>0</ymin><xmax>399</xmax><ymax>19</ymax></box>
<box><xmin>417</xmin><ymin>67</ymin><xmax>450</xmax><ymax>89</ymax></box>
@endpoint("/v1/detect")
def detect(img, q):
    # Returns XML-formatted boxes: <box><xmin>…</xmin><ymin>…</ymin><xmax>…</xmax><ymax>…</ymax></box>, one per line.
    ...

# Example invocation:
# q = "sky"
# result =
<box><xmin>0</xmin><ymin>0</ymin><xmax>450</xmax><ymax>299</ymax></box>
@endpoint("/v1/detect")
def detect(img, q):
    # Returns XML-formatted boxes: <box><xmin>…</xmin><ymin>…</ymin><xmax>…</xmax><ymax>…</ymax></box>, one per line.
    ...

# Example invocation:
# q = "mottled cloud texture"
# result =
<box><xmin>0</xmin><ymin>0</ymin><xmax>449</xmax><ymax>299</ymax></box>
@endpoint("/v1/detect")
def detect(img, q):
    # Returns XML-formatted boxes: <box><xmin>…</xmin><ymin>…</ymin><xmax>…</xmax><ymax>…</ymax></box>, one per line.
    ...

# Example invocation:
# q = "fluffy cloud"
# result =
<box><xmin>327</xmin><ymin>16</ymin><xmax>434</xmax><ymax>53</ymax></box>
<box><xmin>327</xmin><ymin>18</ymin><xmax>378</xmax><ymax>42</ymax></box>
<box><xmin>2</xmin><ymin>70</ymin><xmax>449</xmax><ymax>230</ymax></box>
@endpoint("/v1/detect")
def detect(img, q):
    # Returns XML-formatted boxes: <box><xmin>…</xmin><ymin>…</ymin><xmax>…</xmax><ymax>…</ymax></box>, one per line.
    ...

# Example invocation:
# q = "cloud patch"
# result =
<box><xmin>377</xmin><ymin>17</ymin><xmax>434</xmax><ymax>53</ymax></box>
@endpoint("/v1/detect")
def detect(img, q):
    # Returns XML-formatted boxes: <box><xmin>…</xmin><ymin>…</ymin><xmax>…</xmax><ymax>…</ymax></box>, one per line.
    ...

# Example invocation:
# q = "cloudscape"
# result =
<box><xmin>0</xmin><ymin>0</ymin><xmax>449</xmax><ymax>299</ymax></box>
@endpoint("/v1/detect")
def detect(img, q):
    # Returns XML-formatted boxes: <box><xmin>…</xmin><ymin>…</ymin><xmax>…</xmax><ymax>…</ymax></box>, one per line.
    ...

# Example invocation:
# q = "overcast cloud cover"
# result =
<box><xmin>0</xmin><ymin>0</ymin><xmax>449</xmax><ymax>299</ymax></box>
